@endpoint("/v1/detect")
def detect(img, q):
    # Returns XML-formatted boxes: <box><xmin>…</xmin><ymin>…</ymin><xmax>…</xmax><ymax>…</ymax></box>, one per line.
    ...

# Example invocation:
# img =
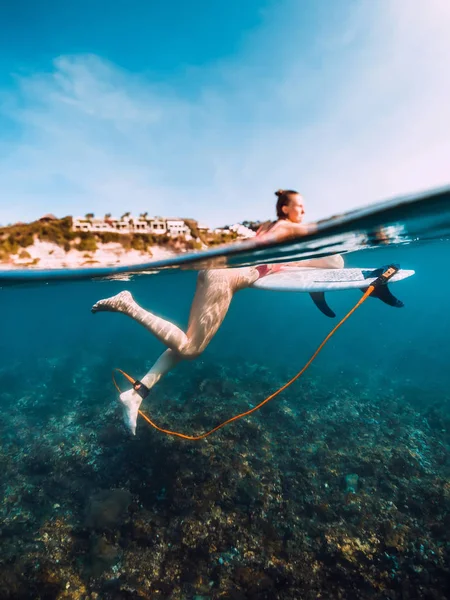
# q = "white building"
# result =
<box><xmin>165</xmin><ymin>218</ymin><xmax>189</xmax><ymax>237</ymax></box>
<box><xmin>147</xmin><ymin>218</ymin><xmax>167</xmax><ymax>235</ymax></box>
<box><xmin>90</xmin><ymin>217</ymin><xmax>114</xmax><ymax>232</ymax></box>
<box><xmin>213</xmin><ymin>224</ymin><xmax>256</xmax><ymax>238</ymax></box>
<box><xmin>229</xmin><ymin>223</ymin><xmax>256</xmax><ymax>238</ymax></box>
<box><xmin>73</xmin><ymin>216</ymin><xmax>137</xmax><ymax>234</ymax></box>
<box><xmin>72</xmin><ymin>215</ymin><xmax>195</xmax><ymax>237</ymax></box>
<box><xmin>72</xmin><ymin>218</ymin><xmax>92</xmax><ymax>232</ymax></box>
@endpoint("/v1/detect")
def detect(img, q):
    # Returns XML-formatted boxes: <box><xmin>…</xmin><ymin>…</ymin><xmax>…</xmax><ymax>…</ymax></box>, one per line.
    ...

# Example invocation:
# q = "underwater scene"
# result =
<box><xmin>1</xmin><ymin>192</ymin><xmax>450</xmax><ymax>600</ymax></box>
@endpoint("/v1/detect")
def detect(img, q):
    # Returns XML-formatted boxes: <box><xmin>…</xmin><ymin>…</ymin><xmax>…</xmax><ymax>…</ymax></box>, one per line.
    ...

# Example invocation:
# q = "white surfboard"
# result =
<box><xmin>251</xmin><ymin>266</ymin><xmax>415</xmax><ymax>317</ymax></box>
<box><xmin>251</xmin><ymin>266</ymin><xmax>415</xmax><ymax>293</ymax></box>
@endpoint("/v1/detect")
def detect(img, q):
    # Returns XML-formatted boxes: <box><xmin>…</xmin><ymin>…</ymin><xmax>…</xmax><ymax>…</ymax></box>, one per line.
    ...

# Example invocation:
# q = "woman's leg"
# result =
<box><xmin>92</xmin><ymin>268</ymin><xmax>258</xmax><ymax>433</ymax></box>
<box><xmin>91</xmin><ymin>268</ymin><xmax>258</xmax><ymax>358</ymax></box>
<box><xmin>119</xmin><ymin>348</ymin><xmax>181</xmax><ymax>434</ymax></box>
<box><xmin>92</xmin><ymin>290</ymin><xmax>189</xmax><ymax>354</ymax></box>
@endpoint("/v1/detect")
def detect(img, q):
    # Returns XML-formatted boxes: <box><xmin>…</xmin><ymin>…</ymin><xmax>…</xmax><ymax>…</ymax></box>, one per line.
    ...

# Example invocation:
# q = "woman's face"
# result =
<box><xmin>283</xmin><ymin>194</ymin><xmax>305</xmax><ymax>223</ymax></box>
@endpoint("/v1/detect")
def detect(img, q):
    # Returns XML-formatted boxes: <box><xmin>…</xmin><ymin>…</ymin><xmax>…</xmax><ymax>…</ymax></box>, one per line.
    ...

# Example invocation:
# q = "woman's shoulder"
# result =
<box><xmin>255</xmin><ymin>220</ymin><xmax>277</xmax><ymax>236</ymax></box>
<box><xmin>256</xmin><ymin>219</ymin><xmax>295</xmax><ymax>238</ymax></box>
<box><xmin>256</xmin><ymin>219</ymin><xmax>315</xmax><ymax>241</ymax></box>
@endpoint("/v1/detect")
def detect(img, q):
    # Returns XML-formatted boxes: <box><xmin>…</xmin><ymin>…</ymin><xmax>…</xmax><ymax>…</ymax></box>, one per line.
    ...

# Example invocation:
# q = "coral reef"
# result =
<box><xmin>1</xmin><ymin>355</ymin><xmax>450</xmax><ymax>599</ymax></box>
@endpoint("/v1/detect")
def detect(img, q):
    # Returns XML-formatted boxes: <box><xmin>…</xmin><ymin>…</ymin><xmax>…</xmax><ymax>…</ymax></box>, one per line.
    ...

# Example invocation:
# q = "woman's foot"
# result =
<box><xmin>91</xmin><ymin>290</ymin><xmax>134</xmax><ymax>314</ymax></box>
<box><xmin>119</xmin><ymin>388</ymin><xmax>143</xmax><ymax>435</ymax></box>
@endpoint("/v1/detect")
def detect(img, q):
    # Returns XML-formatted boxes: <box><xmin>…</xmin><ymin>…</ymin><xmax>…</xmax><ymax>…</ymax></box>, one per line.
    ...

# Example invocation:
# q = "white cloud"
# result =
<box><xmin>0</xmin><ymin>0</ymin><xmax>449</xmax><ymax>227</ymax></box>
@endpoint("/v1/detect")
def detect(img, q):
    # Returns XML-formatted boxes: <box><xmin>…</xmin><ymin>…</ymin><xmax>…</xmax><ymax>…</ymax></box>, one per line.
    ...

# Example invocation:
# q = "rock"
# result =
<box><xmin>89</xmin><ymin>535</ymin><xmax>120</xmax><ymax>575</ymax></box>
<box><xmin>85</xmin><ymin>489</ymin><xmax>132</xmax><ymax>530</ymax></box>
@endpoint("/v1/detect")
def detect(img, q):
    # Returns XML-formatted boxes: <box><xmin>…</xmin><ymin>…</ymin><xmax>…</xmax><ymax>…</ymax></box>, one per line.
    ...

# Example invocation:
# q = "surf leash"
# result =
<box><xmin>112</xmin><ymin>264</ymin><xmax>400</xmax><ymax>441</ymax></box>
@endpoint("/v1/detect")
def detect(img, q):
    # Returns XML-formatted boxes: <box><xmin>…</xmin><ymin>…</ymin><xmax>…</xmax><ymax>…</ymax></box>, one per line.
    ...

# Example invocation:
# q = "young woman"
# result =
<box><xmin>92</xmin><ymin>190</ymin><xmax>344</xmax><ymax>434</ymax></box>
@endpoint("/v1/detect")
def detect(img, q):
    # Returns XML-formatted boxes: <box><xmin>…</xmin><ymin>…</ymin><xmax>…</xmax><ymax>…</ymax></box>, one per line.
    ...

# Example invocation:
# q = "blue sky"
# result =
<box><xmin>1</xmin><ymin>0</ymin><xmax>449</xmax><ymax>227</ymax></box>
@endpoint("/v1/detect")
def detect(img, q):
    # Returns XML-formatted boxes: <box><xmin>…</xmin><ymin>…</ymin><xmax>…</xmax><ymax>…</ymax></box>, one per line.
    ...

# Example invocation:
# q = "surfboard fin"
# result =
<box><xmin>310</xmin><ymin>292</ymin><xmax>336</xmax><ymax>318</ymax></box>
<box><xmin>361</xmin><ymin>284</ymin><xmax>404</xmax><ymax>308</ymax></box>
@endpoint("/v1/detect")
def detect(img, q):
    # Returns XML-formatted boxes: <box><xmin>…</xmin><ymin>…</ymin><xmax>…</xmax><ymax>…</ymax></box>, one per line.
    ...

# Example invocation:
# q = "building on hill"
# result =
<box><xmin>146</xmin><ymin>218</ymin><xmax>166</xmax><ymax>234</ymax></box>
<box><xmin>229</xmin><ymin>223</ymin><xmax>257</xmax><ymax>238</ymax></box>
<box><xmin>165</xmin><ymin>218</ymin><xmax>190</xmax><ymax>237</ymax></box>
<box><xmin>72</xmin><ymin>215</ymin><xmax>194</xmax><ymax>237</ymax></box>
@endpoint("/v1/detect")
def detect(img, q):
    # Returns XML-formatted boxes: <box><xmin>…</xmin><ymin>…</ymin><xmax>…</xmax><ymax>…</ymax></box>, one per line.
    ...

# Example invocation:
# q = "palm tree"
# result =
<box><xmin>139</xmin><ymin>211</ymin><xmax>148</xmax><ymax>220</ymax></box>
<box><xmin>85</xmin><ymin>213</ymin><xmax>94</xmax><ymax>221</ymax></box>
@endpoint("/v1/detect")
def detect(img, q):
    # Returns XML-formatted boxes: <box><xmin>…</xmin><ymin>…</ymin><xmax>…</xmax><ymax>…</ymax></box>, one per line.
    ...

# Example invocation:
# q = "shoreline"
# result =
<box><xmin>0</xmin><ymin>239</ymin><xmax>179</xmax><ymax>271</ymax></box>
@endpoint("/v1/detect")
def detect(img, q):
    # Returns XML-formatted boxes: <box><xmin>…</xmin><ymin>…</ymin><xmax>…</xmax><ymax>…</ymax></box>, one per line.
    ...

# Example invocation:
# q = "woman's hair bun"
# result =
<box><xmin>275</xmin><ymin>189</ymin><xmax>285</xmax><ymax>197</ymax></box>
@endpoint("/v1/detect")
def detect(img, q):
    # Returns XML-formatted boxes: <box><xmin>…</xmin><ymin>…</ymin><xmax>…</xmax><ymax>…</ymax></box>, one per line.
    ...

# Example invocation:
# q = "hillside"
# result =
<box><xmin>0</xmin><ymin>216</ymin><xmax>241</xmax><ymax>269</ymax></box>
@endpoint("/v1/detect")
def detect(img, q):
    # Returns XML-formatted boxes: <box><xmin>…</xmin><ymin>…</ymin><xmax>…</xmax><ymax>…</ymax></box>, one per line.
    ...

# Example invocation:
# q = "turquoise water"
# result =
<box><xmin>1</xmin><ymin>190</ymin><xmax>450</xmax><ymax>598</ymax></box>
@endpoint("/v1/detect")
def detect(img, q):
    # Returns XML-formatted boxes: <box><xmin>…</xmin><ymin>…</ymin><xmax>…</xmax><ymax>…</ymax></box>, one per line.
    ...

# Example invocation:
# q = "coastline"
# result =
<box><xmin>0</xmin><ymin>239</ymin><xmax>178</xmax><ymax>271</ymax></box>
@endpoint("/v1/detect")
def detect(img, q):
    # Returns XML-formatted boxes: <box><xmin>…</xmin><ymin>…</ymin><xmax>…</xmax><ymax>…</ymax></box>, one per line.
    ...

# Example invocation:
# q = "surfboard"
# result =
<box><xmin>251</xmin><ymin>266</ymin><xmax>415</xmax><ymax>292</ymax></box>
<box><xmin>250</xmin><ymin>265</ymin><xmax>415</xmax><ymax>318</ymax></box>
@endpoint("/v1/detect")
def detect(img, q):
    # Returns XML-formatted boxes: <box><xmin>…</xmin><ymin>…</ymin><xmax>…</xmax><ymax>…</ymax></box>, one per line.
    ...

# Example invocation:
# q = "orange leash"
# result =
<box><xmin>112</xmin><ymin>265</ymin><xmax>399</xmax><ymax>440</ymax></box>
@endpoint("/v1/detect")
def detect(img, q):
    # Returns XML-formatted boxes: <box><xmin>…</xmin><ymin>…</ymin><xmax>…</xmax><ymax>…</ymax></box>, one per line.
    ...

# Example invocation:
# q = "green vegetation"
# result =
<box><xmin>0</xmin><ymin>216</ymin><xmax>75</xmax><ymax>248</ymax></box>
<box><xmin>97</xmin><ymin>231</ymin><xmax>120</xmax><ymax>244</ymax></box>
<box><xmin>75</xmin><ymin>233</ymin><xmax>97</xmax><ymax>252</ymax></box>
<box><xmin>205</xmin><ymin>231</ymin><xmax>238</xmax><ymax>246</ymax></box>
<box><xmin>130</xmin><ymin>233</ymin><xmax>156</xmax><ymax>251</ymax></box>
<box><xmin>0</xmin><ymin>216</ymin><xmax>75</xmax><ymax>260</ymax></box>
<box><xmin>185</xmin><ymin>239</ymin><xmax>204</xmax><ymax>251</ymax></box>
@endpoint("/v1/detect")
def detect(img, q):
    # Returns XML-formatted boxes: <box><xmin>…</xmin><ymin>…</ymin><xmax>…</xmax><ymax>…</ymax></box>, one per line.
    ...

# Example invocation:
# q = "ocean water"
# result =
<box><xmin>1</xmin><ymin>189</ymin><xmax>450</xmax><ymax>599</ymax></box>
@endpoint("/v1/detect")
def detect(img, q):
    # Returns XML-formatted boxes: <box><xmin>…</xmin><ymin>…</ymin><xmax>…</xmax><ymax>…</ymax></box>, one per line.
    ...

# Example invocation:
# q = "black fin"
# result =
<box><xmin>361</xmin><ymin>284</ymin><xmax>404</xmax><ymax>308</ymax></box>
<box><xmin>310</xmin><ymin>292</ymin><xmax>336</xmax><ymax>318</ymax></box>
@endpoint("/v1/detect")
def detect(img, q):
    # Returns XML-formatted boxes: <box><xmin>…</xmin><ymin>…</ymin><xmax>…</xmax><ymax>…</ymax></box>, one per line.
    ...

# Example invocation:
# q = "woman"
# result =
<box><xmin>92</xmin><ymin>189</ymin><xmax>344</xmax><ymax>434</ymax></box>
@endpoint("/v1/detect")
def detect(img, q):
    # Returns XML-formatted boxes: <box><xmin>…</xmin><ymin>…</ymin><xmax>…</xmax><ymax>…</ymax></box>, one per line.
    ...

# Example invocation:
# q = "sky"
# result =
<box><xmin>0</xmin><ymin>0</ymin><xmax>449</xmax><ymax>227</ymax></box>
